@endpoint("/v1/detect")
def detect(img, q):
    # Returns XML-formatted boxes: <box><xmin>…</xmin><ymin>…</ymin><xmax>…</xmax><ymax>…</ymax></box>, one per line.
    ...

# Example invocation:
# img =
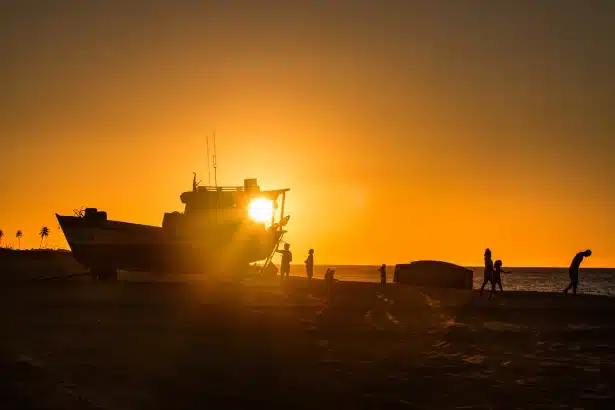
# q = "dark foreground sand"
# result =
<box><xmin>1</xmin><ymin>277</ymin><xmax>614</xmax><ymax>409</ymax></box>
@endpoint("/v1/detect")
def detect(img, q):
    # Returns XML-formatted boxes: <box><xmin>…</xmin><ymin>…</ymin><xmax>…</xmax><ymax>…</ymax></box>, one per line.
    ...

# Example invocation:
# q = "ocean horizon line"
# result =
<box><xmin>285</xmin><ymin>263</ymin><xmax>615</xmax><ymax>271</ymax></box>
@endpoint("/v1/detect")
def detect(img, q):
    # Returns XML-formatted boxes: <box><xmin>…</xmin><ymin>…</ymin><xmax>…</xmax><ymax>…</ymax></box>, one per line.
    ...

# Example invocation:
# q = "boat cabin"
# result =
<box><xmin>163</xmin><ymin>177</ymin><xmax>289</xmax><ymax>232</ymax></box>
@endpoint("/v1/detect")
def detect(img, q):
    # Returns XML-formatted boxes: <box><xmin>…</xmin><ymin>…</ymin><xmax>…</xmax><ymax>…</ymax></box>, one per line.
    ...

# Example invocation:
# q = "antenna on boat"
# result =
<box><xmin>206</xmin><ymin>134</ymin><xmax>211</xmax><ymax>186</ymax></box>
<box><xmin>212</xmin><ymin>130</ymin><xmax>218</xmax><ymax>187</ymax></box>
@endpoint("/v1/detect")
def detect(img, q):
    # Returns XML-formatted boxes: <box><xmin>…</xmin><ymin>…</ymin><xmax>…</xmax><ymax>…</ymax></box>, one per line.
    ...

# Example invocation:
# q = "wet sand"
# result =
<box><xmin>1</xmin><ymin>277</ymin><xmax>614</xmax><ymax>409</ymax></box>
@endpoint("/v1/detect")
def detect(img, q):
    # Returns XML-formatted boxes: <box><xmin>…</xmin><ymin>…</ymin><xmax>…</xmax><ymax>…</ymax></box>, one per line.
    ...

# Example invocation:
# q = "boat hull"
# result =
<box><xmin>56</xmin><ymin>214</ymin><xmax>282</xmax><ymax>274</ymax></box>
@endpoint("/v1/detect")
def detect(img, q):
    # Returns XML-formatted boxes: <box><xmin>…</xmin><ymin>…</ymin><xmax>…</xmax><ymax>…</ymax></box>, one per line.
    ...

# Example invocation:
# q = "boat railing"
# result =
<box><xmin>197</xmin><ymin>186</ymin><xmax>246</xmax><ymax>192</ymax></box>
<box><xmin>195</xmin><ymin>186</ymin><xmax>290</xmax><ymax>195</ymax></box>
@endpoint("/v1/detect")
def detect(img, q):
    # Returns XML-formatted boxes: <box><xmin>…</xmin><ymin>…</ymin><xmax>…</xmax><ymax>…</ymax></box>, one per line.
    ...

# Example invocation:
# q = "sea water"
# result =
<box><xmin>302</xmin><ymin>265</ymin><xmax>615</xmax><ymax>297</ymax></box>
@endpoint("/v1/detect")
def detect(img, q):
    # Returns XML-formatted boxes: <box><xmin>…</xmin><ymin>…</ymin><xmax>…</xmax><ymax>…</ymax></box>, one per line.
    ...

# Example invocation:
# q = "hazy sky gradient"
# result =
<box><xmin>1</xmin><ymin>0</ymin><xmax>614</xmax><ymax>266</ymax></box>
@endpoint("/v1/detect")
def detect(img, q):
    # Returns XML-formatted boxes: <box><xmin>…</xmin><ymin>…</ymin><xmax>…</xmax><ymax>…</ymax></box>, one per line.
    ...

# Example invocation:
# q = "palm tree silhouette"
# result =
<box><xmin>16</xmin><ymin>230</ymin><xmax>23</xmax><ymax>250</ymax></box>
<box><xmin>0</xmin><ymin>229</ymin><xmax>4</xmax><ymax>247</ymax></box>
<box><xmin>39</xmin><ymin>226</ymin><xmax>50</xmax><ymax>248</ymax></box>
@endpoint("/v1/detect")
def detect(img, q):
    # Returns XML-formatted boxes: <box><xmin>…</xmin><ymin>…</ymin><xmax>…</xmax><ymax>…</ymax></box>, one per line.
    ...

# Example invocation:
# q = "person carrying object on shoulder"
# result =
<box><xmin>277</xmin><ymin>243</ymin><xmax>292</xmax><ymax>279</ymax></box>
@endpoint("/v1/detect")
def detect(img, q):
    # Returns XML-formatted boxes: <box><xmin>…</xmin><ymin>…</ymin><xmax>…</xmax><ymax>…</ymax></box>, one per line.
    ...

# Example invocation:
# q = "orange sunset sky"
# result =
<box><xmin>1</xmin><ymin>1</ymin><xmax>614</xmax><ymax>267</ymax></box>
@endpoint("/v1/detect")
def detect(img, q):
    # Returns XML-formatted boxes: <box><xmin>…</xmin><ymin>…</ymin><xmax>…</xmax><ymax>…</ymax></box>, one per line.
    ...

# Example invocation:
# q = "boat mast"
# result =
<box><xmin>212</xmin><ymin>130</ymin><xmax>218</xmax><ymax>187</ymax></box>
<box><xmin>206</xmin><ymin>134</ymin><xmax>211</xmax><ymax>186</ymax></box>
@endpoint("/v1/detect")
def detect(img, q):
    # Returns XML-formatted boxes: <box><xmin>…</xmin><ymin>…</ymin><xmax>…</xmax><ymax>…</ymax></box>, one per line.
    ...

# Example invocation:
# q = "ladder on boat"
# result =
<box><xmin>261</xmin><ymin>217</ymin><xmax>290</xmax><ymax>274</ymax></box>
<box><xmin>261</xmin><ymin>232</ymin><xmax>285</xmax><ymax>274</ymax></box>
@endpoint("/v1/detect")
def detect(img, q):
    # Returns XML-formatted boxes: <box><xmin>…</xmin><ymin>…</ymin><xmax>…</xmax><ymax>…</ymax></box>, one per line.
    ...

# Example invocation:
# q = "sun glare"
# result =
<box><xmin>248</xmin><ymin>198</ymin><xmax>274</xmax><ymax>224</ymax></box>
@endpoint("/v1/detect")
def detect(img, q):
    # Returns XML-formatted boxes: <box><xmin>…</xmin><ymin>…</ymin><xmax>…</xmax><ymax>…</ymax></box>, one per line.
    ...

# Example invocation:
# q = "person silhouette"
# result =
<box><xmin>325</xmin><ymin>268</ymin><xmax>335</xmax><ymax>303</ymax></box>
<box><xmin>479</xmin><ymin>248</ymin><xmax>494</xmax><ymax>297</ymax></box>
<box><xmin>379</xmin><ymin>264</ymin><xmax>387</xmax><ymax>284</ymax></box>
<box><xmin>277</xmin><ymin>243</ymin><xmax>292</xmax><ymax>279</ymax></box>
<box><xmin>304</xmin><ymin>249</ymin><xmax>314</xmax><ymax>279</ymax></box>
<box><xmin>563</xmin><ymin>249</ymin><xmax>592</xmax><ymax>296</ymax></box>
<box><xmin>490</xmin><ymin>260</ymin><xmax>511</xmax><ymax>299</ymax></box>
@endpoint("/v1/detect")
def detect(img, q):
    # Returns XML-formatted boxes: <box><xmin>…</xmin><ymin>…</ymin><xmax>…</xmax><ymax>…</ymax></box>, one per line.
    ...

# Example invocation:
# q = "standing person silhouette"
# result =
<box><xmin>379</xmin><ymin>264</ymin><xmax>387</xmax><ymax>284</ymax></box>
<box><xmin>304</xmin><ymin>249</ymin><xmax>314</xmax><ymax>280</ymax></box>
<box><xmin>325</xmin><ymin>268</ymin><xmax>335</xmax><ymax>303</ymax></box>
<box><xmin>277</xmin><ymin>243</ymin><xmax>292</xmax><ymax>279</ymax></box>
<box><xmin>479</xmin><ymin>248</ymin><xmax>494</xmax><ymax>297</ymax></box>
<box><xmin>563</xmin><ymin>249</ymin><xmax>592</xmax><ymax>296</ymax></box>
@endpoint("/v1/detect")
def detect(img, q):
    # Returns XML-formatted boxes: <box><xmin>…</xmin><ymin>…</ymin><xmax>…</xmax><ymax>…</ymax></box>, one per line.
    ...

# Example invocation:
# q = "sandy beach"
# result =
<box><xmin>1</xmin><ymin>276</ymin><xmax>614</xmax><ymax>409</ymax></box>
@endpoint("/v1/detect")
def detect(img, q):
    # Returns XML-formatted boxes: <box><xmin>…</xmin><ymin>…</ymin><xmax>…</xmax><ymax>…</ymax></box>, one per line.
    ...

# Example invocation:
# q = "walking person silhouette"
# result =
<box><xmin>490</xmin><ymin>260</ymin><xmax>512</xmax><ymax>299</ymax></box>
<box><xmin>479</xmin><ymin>248</ymin><xmax>494</xmax><ymax>297</ymax></box>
